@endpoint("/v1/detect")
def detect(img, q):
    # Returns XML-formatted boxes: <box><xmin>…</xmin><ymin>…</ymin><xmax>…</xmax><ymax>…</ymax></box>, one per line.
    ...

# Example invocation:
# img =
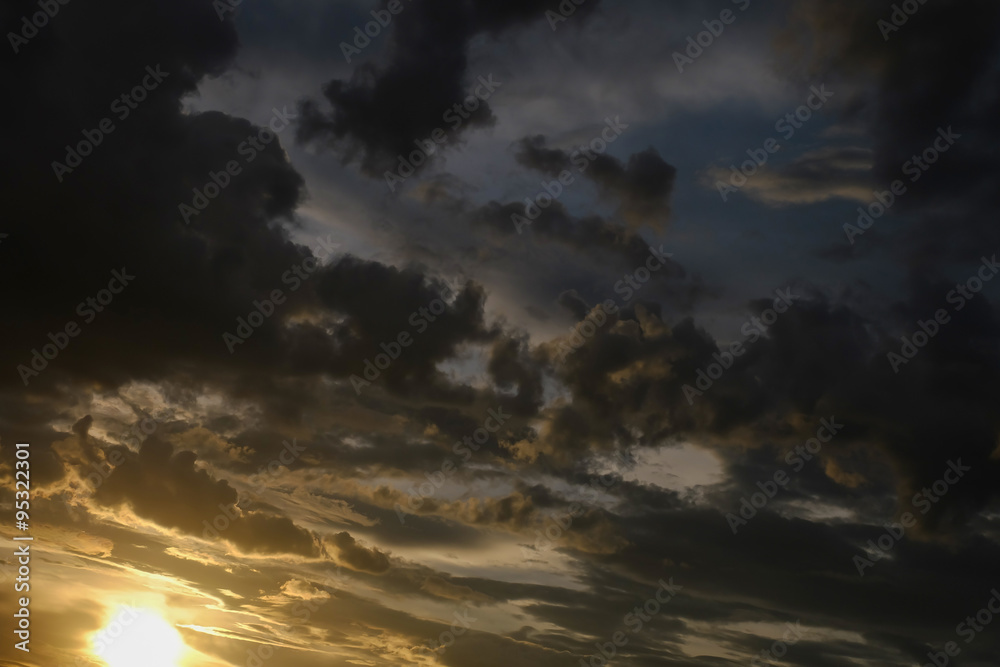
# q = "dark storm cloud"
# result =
<box><xmin>515</xmin><ymin>135</ymin><xmax>678</xmax><ymax>228</ymax></box>
<box><xmin>485</xmin><ymin>333</ymin><xmax>544</xmax><ymax>415</ymax></box>
<box><xmin>539</xmin><ymin>286</ymin><xmax>1000</xmax><ymax>532</ymax></box>
<box><xmin>471</xmin><ymin>201</ymin><xmax>707</xmax><ymax>311</ymax></box>
<box><xmin>296</xmin><ymin>0</ymin><xmax>605</xmax><ymax>177</ymax></box>
<box><xmin>513</xmin><ymin>135</ymin><xmax>572</xmax><ymax>176</ymax></box>
<box><xmin>556</xmin><ymin>290</ymin><xmax>591</xmax><ymax>320</ymax></box>
<box><xmin>0</xmin><ymin>0</ymin><xmax>308</xmax><ymax>396</ymax></box>
<box><xmin>325</xmin><ymin>532</ymin><xmax>392</xmax><ymax>573</ymax></box>
<box><xmin>0</xmin><ymin>0</ymin><xmax>253</xmax><ymax>493</ymax></box>
<box><xmin>752</xmin><ymin>0</ymin><xmax>1000</xmax><ymax>527</ymax></box>
<box><xmin>582</xmin><ymin>503</ymin><xmax>1000</xmax><ymax>665</ymax></box>
<box><xmin>0</xmin><ymin>0</ymin><xmax>526</xmax><ymax>574</ymax></box>
<box><xmin>5</xmin><ymin>1</ymin><xmax>1000</xmax><ymax>666</ymax></box>
<box><xmin>94</xmin><ymin>437</ymin><xmax>319</xmax><ymax>556</ymax></box>
<box><xmin>0</xmin><ymin>0</ymin><xmax>519</xmax><ymax>422</ymax></box>
<box><xmin>468</xmin><ymin>137</ymin><xmax>688</xmax><ymax>307</ymax></box>
<box><xmin>313</xmin><ymin>255</ymin><xmax>498</xmax><ymax>393</ymax></box>
<box><xmin>783</xmin><ymin>0</ymin><xmax>1000</xmax><ymax>266</ymax></box>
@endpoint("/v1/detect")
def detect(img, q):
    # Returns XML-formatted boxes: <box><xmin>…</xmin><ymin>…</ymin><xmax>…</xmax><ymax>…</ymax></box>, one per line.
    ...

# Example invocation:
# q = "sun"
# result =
<box><xmin>93</xmin><ymin>606</ymin><xmax>185</xmax><ymax>667</ymax></box>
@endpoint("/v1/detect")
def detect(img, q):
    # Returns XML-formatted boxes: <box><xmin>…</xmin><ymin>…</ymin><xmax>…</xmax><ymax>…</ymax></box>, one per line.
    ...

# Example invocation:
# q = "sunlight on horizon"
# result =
<box><xmin>93</xmin><ymin>606</ymin><xmax>185</xmax><ymax>667</ymax></box>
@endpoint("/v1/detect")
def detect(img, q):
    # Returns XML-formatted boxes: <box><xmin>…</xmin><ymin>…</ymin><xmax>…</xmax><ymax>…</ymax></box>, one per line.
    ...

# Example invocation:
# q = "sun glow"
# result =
<box><xmin>93</xmin><ymin>606</ymin><xmax>185</xmax><ymax>667</ymax></box>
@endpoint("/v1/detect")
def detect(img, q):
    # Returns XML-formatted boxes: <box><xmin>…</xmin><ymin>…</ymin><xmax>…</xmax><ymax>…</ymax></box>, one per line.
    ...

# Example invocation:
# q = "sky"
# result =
<box><xmin>2</xmin><ymin>0</ymin><xmax>1000</xmax><ymax>665</ymax></box>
